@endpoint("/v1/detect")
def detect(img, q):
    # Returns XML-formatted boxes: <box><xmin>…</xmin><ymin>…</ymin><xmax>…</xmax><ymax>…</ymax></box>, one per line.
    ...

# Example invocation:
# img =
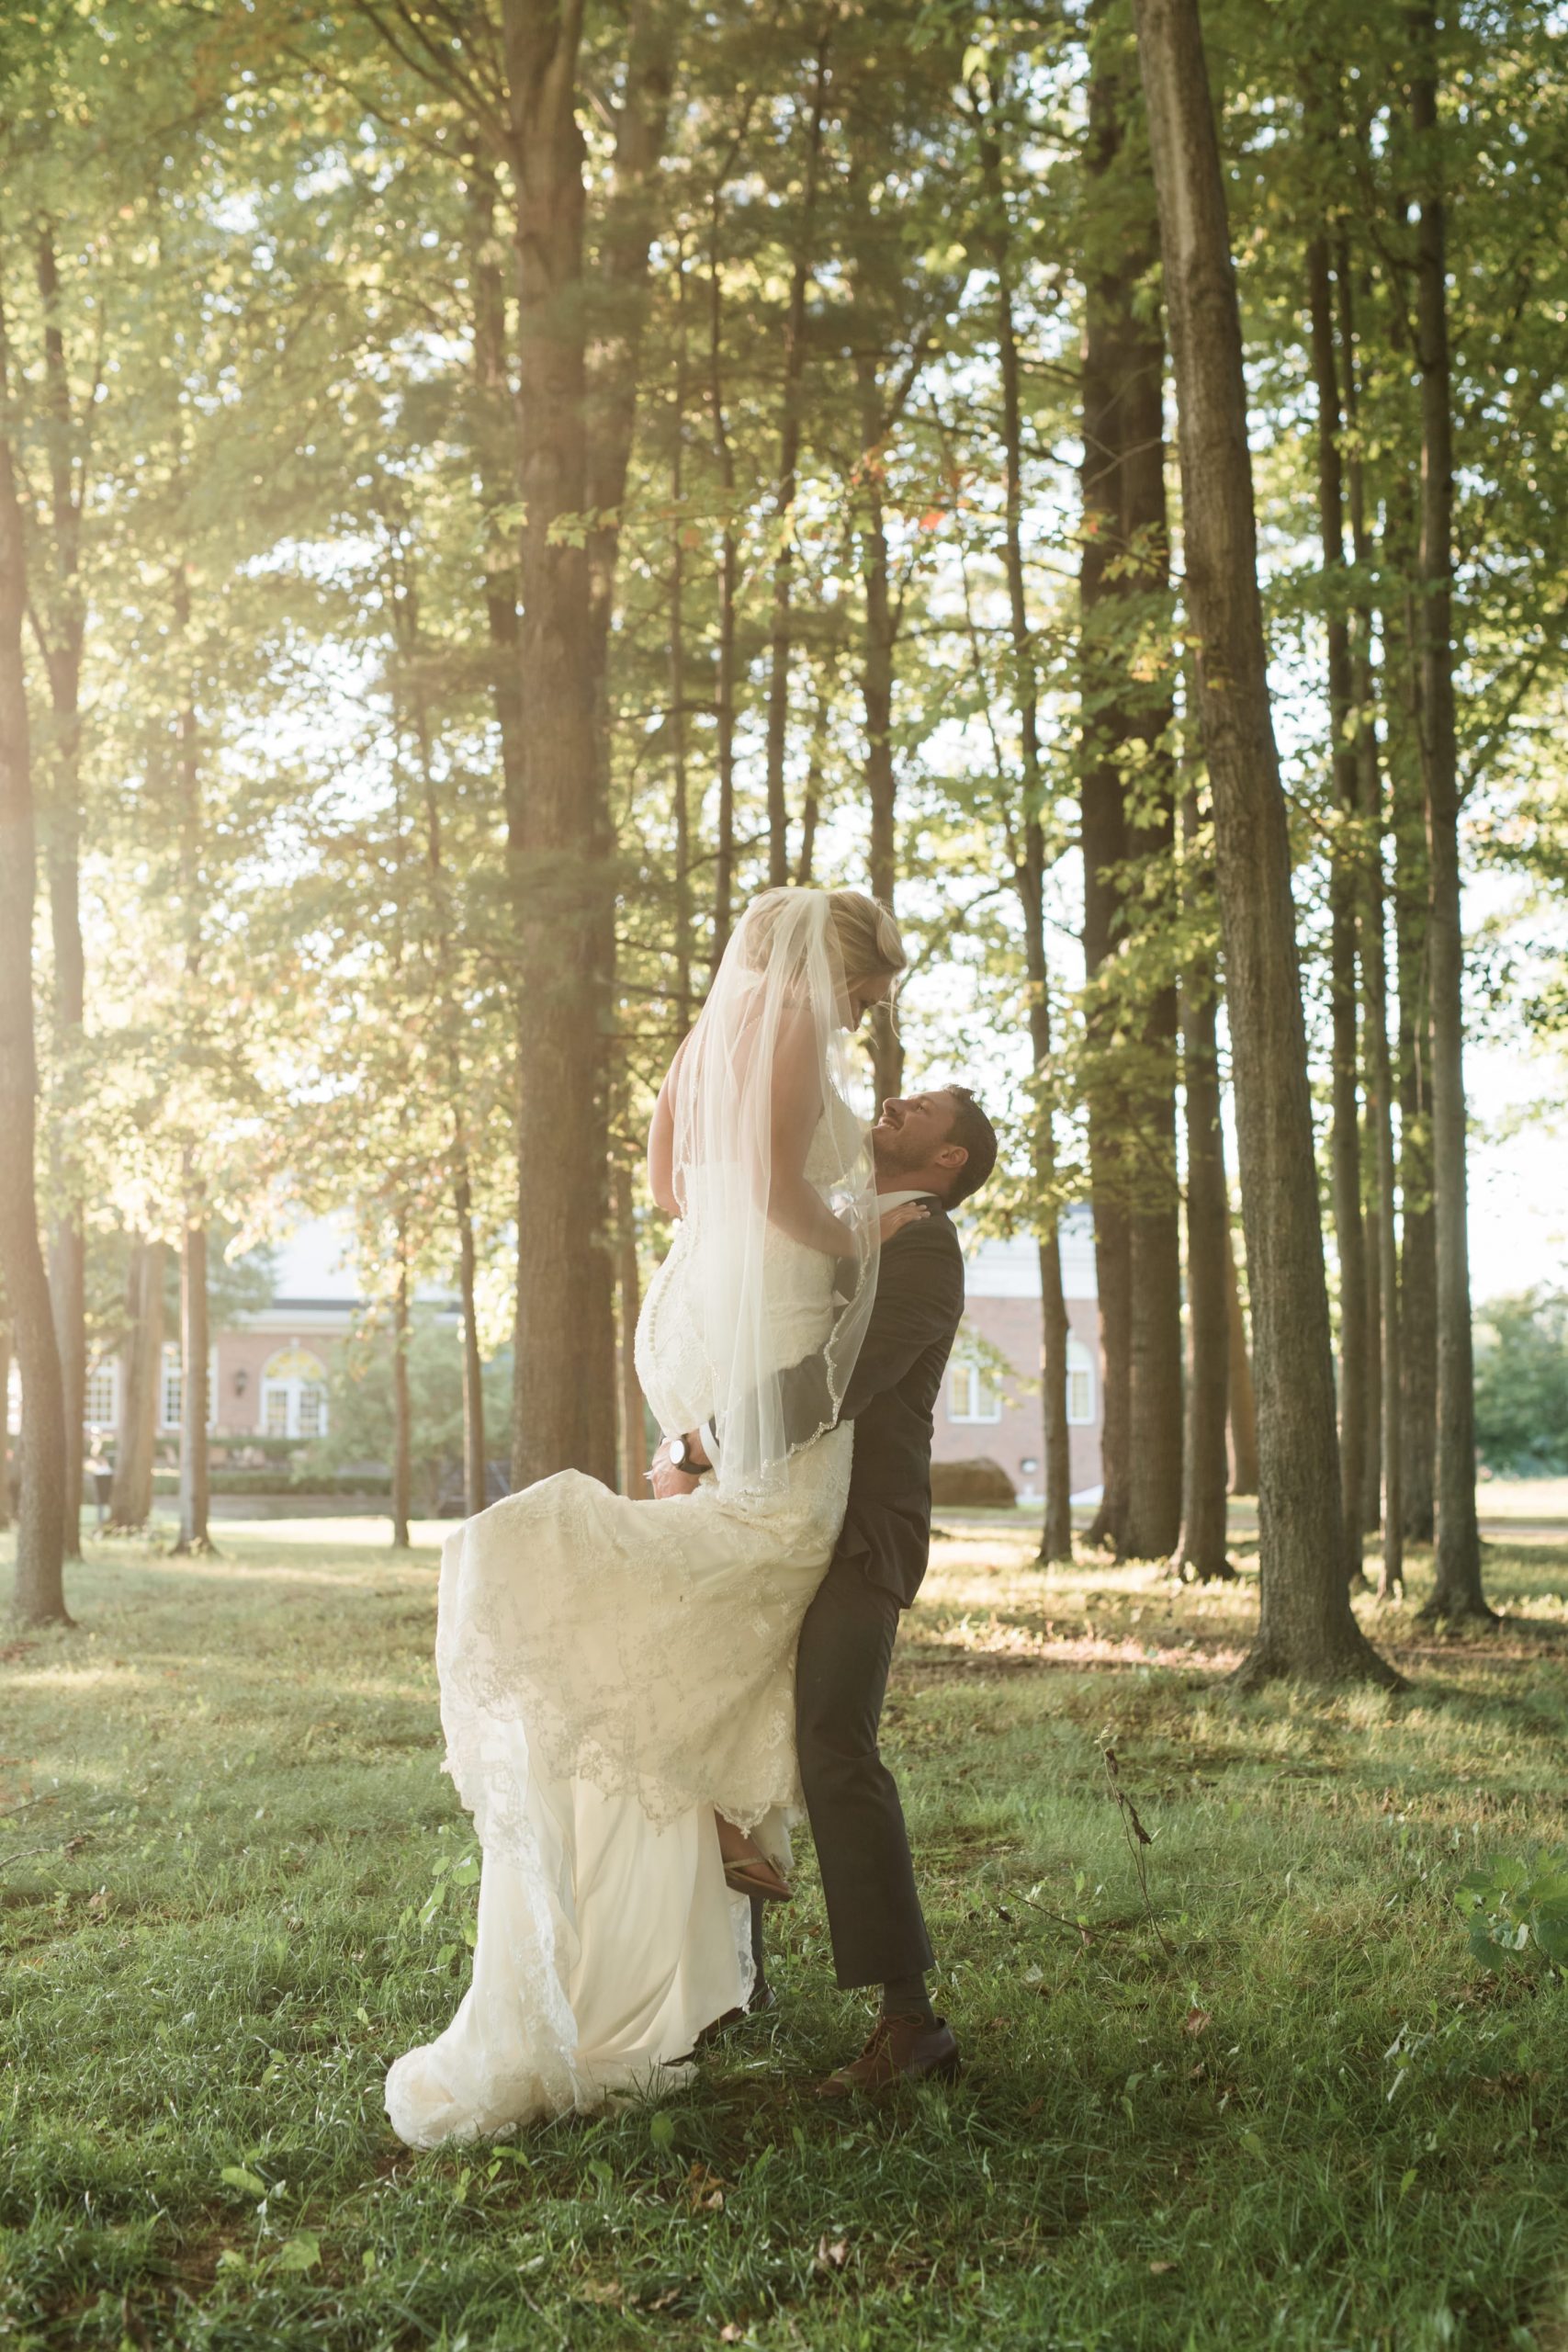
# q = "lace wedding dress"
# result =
<box><xmin>384</xmin><ymin>1098</ymin><xmax>862</xmax><ymax>2146</ymax></box>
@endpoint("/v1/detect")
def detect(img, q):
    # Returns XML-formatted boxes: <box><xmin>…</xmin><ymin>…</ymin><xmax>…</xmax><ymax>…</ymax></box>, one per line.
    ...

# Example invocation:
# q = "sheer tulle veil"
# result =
<box><xmin>671</xmin><ymin>888</ymin><xmax>880</xmax><ymax>1497</ymax></box>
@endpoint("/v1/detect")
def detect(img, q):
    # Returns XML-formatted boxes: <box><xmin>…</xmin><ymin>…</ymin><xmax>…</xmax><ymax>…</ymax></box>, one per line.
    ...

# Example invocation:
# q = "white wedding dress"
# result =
<box><xmin>384</xmin><ymin>1100</ymin><xmax>861</xmax><ymax>2146</ymax></box>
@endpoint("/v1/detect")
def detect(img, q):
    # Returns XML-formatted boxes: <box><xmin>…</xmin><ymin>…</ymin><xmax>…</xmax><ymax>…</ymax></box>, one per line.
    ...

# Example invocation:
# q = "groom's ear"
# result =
<box><xmin>933</xmin><ymin>1142</ymin><xmax>968</xmax><ymax>1190</ymax></box>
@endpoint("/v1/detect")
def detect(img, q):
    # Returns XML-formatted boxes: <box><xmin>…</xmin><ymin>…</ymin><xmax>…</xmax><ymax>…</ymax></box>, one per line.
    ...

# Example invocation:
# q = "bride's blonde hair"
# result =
<box><xmin>738</xmin><ymin>887</ymin><xmax>907</xmax><ymax>995</ymax></box>
<box><xmin>826</xmin><ymin>889</ymin><xmax>907</xmax><ymax>991</ymax></box>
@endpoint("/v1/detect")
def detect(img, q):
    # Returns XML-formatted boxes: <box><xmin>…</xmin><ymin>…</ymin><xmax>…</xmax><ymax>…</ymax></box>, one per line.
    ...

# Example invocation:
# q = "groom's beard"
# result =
<box><xmin>871</xmin><ymin>1128</ymin><xmax>920</xmax><ymax>1180</ymax></box>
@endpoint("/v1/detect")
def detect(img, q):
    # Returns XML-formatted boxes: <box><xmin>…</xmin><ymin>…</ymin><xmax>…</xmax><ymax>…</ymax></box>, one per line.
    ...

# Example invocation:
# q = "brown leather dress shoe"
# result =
<box><xmin>813</xmin><ymin>2013</ymin><xmax>961</xmax><ymax>2098</ymax></box>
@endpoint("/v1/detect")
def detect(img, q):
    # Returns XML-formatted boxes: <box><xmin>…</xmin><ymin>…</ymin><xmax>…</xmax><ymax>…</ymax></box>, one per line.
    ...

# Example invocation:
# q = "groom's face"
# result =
<box><xmin>872</xmin><ymin>1091</ymin><xmax>961</xmax><ymax>1183</ymax></box>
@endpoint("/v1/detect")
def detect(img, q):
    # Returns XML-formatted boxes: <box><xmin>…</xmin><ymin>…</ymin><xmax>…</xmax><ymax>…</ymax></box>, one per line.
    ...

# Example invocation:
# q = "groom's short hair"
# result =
<box><xmin>941</xmin><ymin>1087</ymin><xmax>998</xmax><ymax>1207</ymax></box>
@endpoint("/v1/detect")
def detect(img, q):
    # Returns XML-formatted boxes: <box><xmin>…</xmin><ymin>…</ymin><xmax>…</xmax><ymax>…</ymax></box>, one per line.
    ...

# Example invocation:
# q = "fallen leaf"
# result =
<box><xmin>1182</xmin><ymin>2007</ymin><xmax>1213</xmax><ymax>2038</ymax></box>
<box><xmin>1149</xmin><ymin>2259</ymin><xmax>1178</xmax><ymax>2276</ymax></box>
<box><xmin>816</xmin><ymin>2234</ymin><xmax>850</xmax><ymax>2272</ymax></box>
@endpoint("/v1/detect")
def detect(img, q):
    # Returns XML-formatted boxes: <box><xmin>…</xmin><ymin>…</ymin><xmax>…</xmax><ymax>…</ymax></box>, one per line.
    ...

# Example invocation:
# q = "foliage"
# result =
<box><xmin>1457</xmin><ymin>1849</ymin><xmax>1568</xmax><ymax>1977</ymax></box>
<box><xmin>1474</xmin><ymin>1290</ymin><xmax>1568</xmax><ymax>1477</ymax></box>
<box><xmin>300</xmin><ymin>1314</ymin><xmax>513</xmax><ymax>1501</ymax></box>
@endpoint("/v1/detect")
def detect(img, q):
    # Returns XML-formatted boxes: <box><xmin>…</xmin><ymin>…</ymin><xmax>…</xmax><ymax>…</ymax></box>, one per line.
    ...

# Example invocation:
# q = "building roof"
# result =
<box><xmin>963</xmin><ymin>1210</ymin><xmax>1098</xmax><ymax>1303</ymax></box>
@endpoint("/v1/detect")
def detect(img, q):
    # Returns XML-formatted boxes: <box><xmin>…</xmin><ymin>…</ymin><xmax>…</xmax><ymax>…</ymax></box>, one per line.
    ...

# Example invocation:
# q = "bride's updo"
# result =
<box><xmin>826</xmin><ymin>888</ymin><xmax>908</xmax><ymax>993</ymax></box>
<box><xmin>734</xmin><ymin>886</ymin><xmax>906</xmax><ymax>1003</ymax></box>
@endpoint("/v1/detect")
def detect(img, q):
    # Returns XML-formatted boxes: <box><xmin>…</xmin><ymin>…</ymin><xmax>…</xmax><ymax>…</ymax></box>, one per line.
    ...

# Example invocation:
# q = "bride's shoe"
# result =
<box><xmin>715</xmin><ymin>1815</ymin><xmax>794</xmax><ymax>1902</ymax></box>
<box><xmin>722</xmin><ymin>1851</ymin><xmax>794</xmax><ymax>1903</ymax></box>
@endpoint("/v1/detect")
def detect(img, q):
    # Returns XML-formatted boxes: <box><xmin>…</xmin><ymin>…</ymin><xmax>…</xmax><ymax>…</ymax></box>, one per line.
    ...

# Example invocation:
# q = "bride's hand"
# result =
<box><xmin>878</xmin><ymin>1200</ymin><xmax>930</xmax><ymax>1246</ymax></box>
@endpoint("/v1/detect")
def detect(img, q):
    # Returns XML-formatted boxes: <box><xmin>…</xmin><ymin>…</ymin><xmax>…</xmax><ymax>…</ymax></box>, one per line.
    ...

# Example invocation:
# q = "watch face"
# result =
<box><xmin>668</xmin><ymin>1437</ymin><xmax>687</xmax><ymax>1468</ymax></box>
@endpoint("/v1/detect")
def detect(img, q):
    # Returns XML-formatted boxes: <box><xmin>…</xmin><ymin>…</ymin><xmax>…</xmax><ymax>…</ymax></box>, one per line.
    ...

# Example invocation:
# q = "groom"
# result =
<box><xmin>656</xmin><ymin>1084</ymin><xmax>997</xmax><ymax>2094</ymax></box>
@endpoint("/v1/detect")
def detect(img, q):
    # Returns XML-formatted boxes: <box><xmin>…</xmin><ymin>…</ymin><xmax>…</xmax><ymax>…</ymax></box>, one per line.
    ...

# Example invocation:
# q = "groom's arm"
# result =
<box><xmin>700</xmin><ymin>1221</ymin><xmax>964</xmax><ymax>1466</ymax></box>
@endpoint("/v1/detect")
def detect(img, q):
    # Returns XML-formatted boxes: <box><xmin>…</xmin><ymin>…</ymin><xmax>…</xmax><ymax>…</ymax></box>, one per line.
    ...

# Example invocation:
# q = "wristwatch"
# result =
<box><xmin>667</xmin><ymin>1433</ymin><xmax>694</xmax><ymax>1471</ymax></box>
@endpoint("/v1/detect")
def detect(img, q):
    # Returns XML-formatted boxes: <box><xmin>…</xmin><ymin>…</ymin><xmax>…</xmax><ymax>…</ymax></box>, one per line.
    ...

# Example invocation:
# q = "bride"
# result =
<box><xmin>386</xmin><ymin>886</ymin><xmax>918</xmax><ymax>2145</ymax></box>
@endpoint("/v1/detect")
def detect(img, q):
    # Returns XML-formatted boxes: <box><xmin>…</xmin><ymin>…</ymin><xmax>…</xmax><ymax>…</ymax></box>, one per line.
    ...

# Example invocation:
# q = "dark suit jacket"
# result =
<box><xmin>773</xmin><ymin>1199</ymin><xmax>965</xmax><ymax>1608</ymax></box>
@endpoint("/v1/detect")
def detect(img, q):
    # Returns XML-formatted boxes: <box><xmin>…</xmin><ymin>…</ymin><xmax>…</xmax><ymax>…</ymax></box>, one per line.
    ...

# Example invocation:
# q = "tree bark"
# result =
<box><xmin>1078</xmin><ymin>15</ymin><xmax>1136</xmax><ymax>1555</ymax></box>
<box><xmin>390</xmin><ymin>1237</ymin><xmax>412</xmax><ymax>1547</ymax></box>
<box><xmin>174</xmin><ymin>1183</ymin><xmax>209</xmax><ymax>1555</ymax></box>
<box><xmin>762</xmin><ymin>41</ymin><xmax>831</xmax><ymax>890</ymax></box>
<box><xmin>453</xmin><ymin>1157</ymin><xmax>486</xmax><ymax>1516</ymax></box>
<box><xmin>0</xmin><ymin>1317</ymin><xmax>9</xmax><ymax>1529</ymax></box>
<box><xmin>615</xmin><ymin>1158</ymin><xmax>648</xmax><ymax>1498</ymax></box>
<box><xmin>1408</xmin><ymin>9</ymin><xmax>1489</xmax><ymax>1624</ymax></box>
<box><xmin>108</xmin><ymin>1238</ymin><xmax>163</xmax><ymax>1532</ymax></box>
<box><xmin>857</xmin><ymin>351</ymin><xmax>905</xmax><ymax>1107</ymax></box>
<box><xmin>0</xmin><ymin>279</ymin><xmax>68</xmax><ymax>1625</ymax></box>
<box><xmin>669</xmin><ymin>247</ymin><xmax>694</xmax><ymax>1033</ymax></box>
<box><xmin>502</xmin><ymin>0</ymin><xmax>619</xmax><ymax>1490</ymax></box>
<box><xmin>1133</xmin><ymin>0</ymin><xmax>1396</xmax><ymax>1686</ymax></box>
<box><xmin>707</xmin><ymin>178</ymin><xmax>739</xmax><ymax>978</ymax></box>
<box><xmin>1224</xmin><ymin>1214</ymin><xmax>1259</xmax><ymax>1495</ymax></box>
<box><xmin>34</xmin><ymin>226</ymin><xmax>87</xmax><ymax>1562</ymax></box>
<box><xmin>1172</xmin><ymin>790</ymin><xmax>1232</xmax><ymax>1581</ymax></box>
<box><xmin>463</xmin><ymin>159</ymin><xmax>528</xmax><ymax>846</ymax></box>
<box><xmin>1305</xmin><ymin>235</ymin><xmax>1367</xmax><ymax>1584</ymax></box>
<box><xmin>980</xmin><ymin>102</ymin><xmax>1072</xmax><ymax>1561</ymax></box>
<box><xmin>1337</xmin><ymin>246</ymin><xmax>1404</xmax><ymax>1596</ymax></box>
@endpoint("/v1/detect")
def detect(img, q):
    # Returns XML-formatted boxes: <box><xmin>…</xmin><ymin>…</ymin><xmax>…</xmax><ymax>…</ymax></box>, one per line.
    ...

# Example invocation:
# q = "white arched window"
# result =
<box><xmin>948</xmin><ymin>1354</ymin><xmax>1003</xmax><ymax>1424</ymax></box>
<box><xmin>261</xmin><ymin>1344</ymin><xmax>328</xmax><ymax>1440</ymax></box>
<box><xmin>1066</xmin><ymin>1334</ymin><xmax>1096</xmax><ymax>1426</ymax></box>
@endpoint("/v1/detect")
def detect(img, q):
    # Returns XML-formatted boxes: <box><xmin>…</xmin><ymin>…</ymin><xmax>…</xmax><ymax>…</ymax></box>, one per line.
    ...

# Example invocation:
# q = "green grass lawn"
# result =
<box><xmin>5</xmin><ymin>1513</ymin><xmax>1568</xmax><ymax>2351</ymax></box>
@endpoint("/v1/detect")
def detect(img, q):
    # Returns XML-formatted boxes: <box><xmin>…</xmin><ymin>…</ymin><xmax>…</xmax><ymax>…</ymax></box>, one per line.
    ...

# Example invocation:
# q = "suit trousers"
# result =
<box><xmin>795</xmin><ymin>1552</ymin><xmax>933</xmax><ymax>1988</ymax></box>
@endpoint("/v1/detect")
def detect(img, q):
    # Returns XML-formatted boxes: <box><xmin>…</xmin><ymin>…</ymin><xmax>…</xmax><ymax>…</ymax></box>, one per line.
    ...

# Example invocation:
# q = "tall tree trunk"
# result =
<box><xmin>1133</xmin><ymin>0</ymin><xmax>1396</xmax><ymax>1687</ymax></box>
<box><xmin>707</xmin><ymin>179</ymin><xmax>739</xmax><ymax>977</ymax></box>
<box><xmin>762</xmin><ymin>42</ymin><xmax>830</xmax><ymax>890</ymax></box>
<box><xmin>34</xmin><ymin>227</ymin><xmax>87</xmax><ymax>1563</ymax></box>
<box><xmin>0</xmin><ymin>1317</ymin><xmax>10</xmax><ymax>1530</ymax></box>
<box><xmin>1172</xmin><ymin>789</ymin><xmax>1233</xmax><ymax>1581</ymax></box>
<box><xmin>1338</xmin><ymin>245</ymin><xmax>1405</xmax><ymax>1595</ymax></box>
<box><xmin>979</xmin><ymin>99</ymin><xmax>1071</xmax><ymax>1561</ymax></box>
<box><xmin>615</xmin><ymin>1159</ymin><xmax>647</xmax><ymax>1498</ymax></box>
<box><xmin>390</xmin><ymin>1236</ymin><xmax>412</xmax><ymax>1547</ymax></box>
<box><xmin>1395</xmin><ymin>808</ymin><xmax>1437</xmax><ymax>1545</ymax></box>
<box><xmin>174</xmin><ymin>1180</ymin><xmax>209</xmax><ymax>1554</ymax></box>
<box><xmin>1306</xmin><ymin>236</ymin><xmax>1367</xmax><ymax>1584</ymax></box>
<box><xmin>502</xmin><ymin>0</ymin><xmax>618</xmax><ymax>1490</ymax></box>
<box><xmin>108</xmin><ymin>1237</ymin><xmax>163</xmax><ymax>1531</ymax></box>
<box><xmin>1361</xmin><ymin>1193</ymin><xmax>1383</xmax><ymax>1535</ymax></box>
<box><xmin>170</xmin><ymin>553</ymin><xmax>209</xmax><ymax>1557</ymax></box>
<box><xmin>1382</xmin><ymin>475</ymin><xmax>1438</xmax><ymax>1546</ymax></box>
<box><xmin>0</xmin><ymin>284</ymin><xmax>69</xmax><ymax>1625</ymax></box>
<box><xmin>453</xmin><ymin>1154</ymin><xmax>486</xmax><ymax>1516</ymax></box>
<box><xmin>1109</xmin><ymin>83</ymin><xmax>1181</xmax><ymax>1566</ymax></box>
<box><xmin>670</xmin><ymin>247</ymin><xmax>694</xmax><ymax>1033</ymax></box>
<box><xmin>1224</xmin><ymin>1216</ymin><xmax>1259</xmax><ymax>1495</ymax></box>
<box><xmin>464</xmin><ymin>159</ymin><xmax>528</xmax><ymax>842</ymax></box>
<box><xmin>1409</xmin><ymin>9</ymin><xmax>1489</xmax><ymax>1624</ymax></box>
<box><xmin>857</xmin><ymin>355</ymin><xmax>904</xmax><ymax>1107</ymax></box>
<box><xmin>1078</xmin><ymin>14</ymin><xmax>1136</xmax><ymax>1555</ymax></box>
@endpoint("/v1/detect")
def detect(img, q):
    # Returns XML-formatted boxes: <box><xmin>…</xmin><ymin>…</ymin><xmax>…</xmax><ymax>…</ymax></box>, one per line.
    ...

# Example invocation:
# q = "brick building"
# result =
<box><xmin>935</xmin><ymin>1208</ymin><xmax>1104</xmax><ymax>1503</ymax></box>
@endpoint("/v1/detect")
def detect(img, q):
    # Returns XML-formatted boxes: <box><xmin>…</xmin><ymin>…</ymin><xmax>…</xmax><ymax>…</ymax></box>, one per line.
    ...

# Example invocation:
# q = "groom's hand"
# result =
<box><xmin>649</xmin><ymin>1439</ymin><xmax>701</xmax><ymax>1499</ymax></box>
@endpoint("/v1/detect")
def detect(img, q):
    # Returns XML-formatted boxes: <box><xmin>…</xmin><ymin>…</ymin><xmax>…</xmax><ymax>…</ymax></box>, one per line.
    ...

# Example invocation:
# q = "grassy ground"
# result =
<box><xmin>5</xmin><ymin>1512</ymin><xmax>1568</xmax><ymax>2352</ymax></box>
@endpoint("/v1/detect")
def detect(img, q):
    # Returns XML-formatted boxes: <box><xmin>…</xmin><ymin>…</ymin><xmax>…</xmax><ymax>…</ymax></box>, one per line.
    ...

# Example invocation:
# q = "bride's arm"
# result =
<box><xmin>766</xmin><ymin>1013</ymin><xmax>859</xmax><ymax>1259</ymax></box>
<box><xmin>647</xmin><ymin>1036</ymin><xmax>689</xmax><ymax>1216</ymax></box>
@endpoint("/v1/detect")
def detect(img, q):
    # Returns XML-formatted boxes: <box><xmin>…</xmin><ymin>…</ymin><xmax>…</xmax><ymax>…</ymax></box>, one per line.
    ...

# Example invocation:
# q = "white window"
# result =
<box><xmin>159</xmin><ymin>1343</ymin><xmax>219</xmax><ymax>1434</ymax></box>
<box><xmin>1066</xmin><ymin>1334</ymin><xmax>1096</xmax><ymax>1426</ymax></box>
<box><xmin>948</xmin><ymin>1356</ymin><xmax>1002</xmax><ymax>1424</ymax></box>
<box><xmin>260</xmin><ymin>1344</ymin><xmax>329</xmax><ymax>1440</ymax></box>
<box><xmin>85</xmin><ymin>1356</ymin><xmax>120</xmax><ymax>1431</ymax></box>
